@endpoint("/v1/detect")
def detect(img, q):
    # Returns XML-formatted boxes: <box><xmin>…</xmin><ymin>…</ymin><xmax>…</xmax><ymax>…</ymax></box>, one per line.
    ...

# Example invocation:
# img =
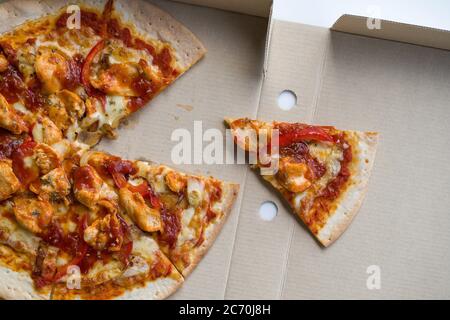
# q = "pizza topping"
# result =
<box><xmin>32</xmin><ymin>117</ymin><xmax>63</xmax><ymax>146</ymax></box>
<box><xmin>73</xmin><ymin>165</ymin><xmax>102</xmax><ymax>207</ymax></box>
<box><xmin>0</xmin><ymin>93</ymin><xmax>28</xmax><ymax>134</ymax></box>
<box><xmin>83</xmin><ymin>213</ymin><xmax>123</xmax><ymax>252</ymax></box>
<box><xmin>33</xmin><ymin>243</ymin><xmax>58</xmax><ymax>287</ymax></box>
<box><xmin>90</xmin><ymin>62</ymin><xmax>141</xmax><ymax>97</ymax></box>
<box><xmin>81</xmin><ymin>39</ymin><xmax>107</xmax><ymax>105</ymax></box>
<box><xmin>278</xmin><ymin>123</ymin><xmax>335</xmax><ymax>147</ymax></box>
<box><xmin>34</xmin><ymin>143</ymin><xmax>61</xmax><ymax>175</ymax></box>
<box><xmin>277</xmin><ymin>158</ymin><xmax>313</xmax><ymax>193</ymax></box>
<box><xmin>0</xmin><ymin>53</ymin><xmax>8</xmax><ymax>72</ymax></box>
<box><xmin>187</xmin><ymin>178</ymin><xmax>205</xmax><ymax>208</ymax></box>
<box><xmin>31</xmin><ymin>167</ymin><xmax>71</xmax><ymax>202</ymax></box>
<box><xmin>165</xmin><ymin>171</ymin><xmax>187</xmax><ymax>194</ymax></box>
<box><xmin>73</xmin><ymin>165</ymin><xmax>118</xmax><ymax>211</ymax></box>
<box><xmin>35</xmin><ymin>46</ymin><xmax>70</xmax><ymax>94</ymax></box>
<box><xmin>119</xmin><ymin>188</ymin><xmax>162</xmax><ymax>233</ymax></box>
<box><xmin>12</xmin><ymin>194</ymin><xmax>53</xmax><ymax>234</ymax></box>
<box><xmin>120</xmin><ymin>255</ymin><xmax>149</xmax><ymax>278</ymax></box>
<box><xmin>279</xmin><ymin>141</ymin><xmax>327</xmax><ymax>180</ymax></box>
<box><xmin>159</xmin><ymin>208</ymin><xmax>182</xmax><ymax>249</ymax></box>
<box><xmin>320</xmin><ymin>135</ymin><xmax>353</xmax><ymax>200</ymax></box>
<box><xmin>56</xmin><ymin>89</ymin><xmax>86</xmax><ymax>119</ymax></box>
<box><xmin>11</xmin><ymin>137</ymin><xmax>39</xmax><ymax>186</ymax></box>
<box><xmin>0</xmin><ymin>159</ymin><xmax>20</xmax><ymax>201</ymax></box>
<box><xmin>0</xmin><ymin>64</ymin><xmax>45</xmax><ymax>110</ymax></box>
<box><xmin>0</xmin><ymin>130</ymin><xmax>24</xmax><ymax>159</ymax></box>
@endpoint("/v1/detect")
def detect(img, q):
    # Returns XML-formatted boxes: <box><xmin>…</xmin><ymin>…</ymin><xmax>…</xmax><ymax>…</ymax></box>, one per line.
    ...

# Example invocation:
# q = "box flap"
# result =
<box><xmin>333</xmin><ymin>14</ymin><xmax>450</xmax><ymax>51</ymax></box>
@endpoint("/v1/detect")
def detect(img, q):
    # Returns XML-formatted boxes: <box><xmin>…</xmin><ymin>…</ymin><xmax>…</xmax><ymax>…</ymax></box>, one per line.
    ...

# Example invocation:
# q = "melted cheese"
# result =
<box><xmin>187</xmin><ymin>178</ymin><xmax>205</xmax><ymax>208</ymax></box>
<box><xmin>85</xmin><ymin>96</ymin><xmax>128</xmax><ymax>129</ymax></box>
<box><xmin>309</xmin><ymin>142</ymin><xmax>344</xmax><ymax>190</ymax></box>
<box><xmin>32</xmin><ymin>122</ymin><xmax>44</xmax><ymax>143</ymax></box>
<box><xmin>12</xmin><ymin>102</ymin><xmax>30</xmax><ymax>115</ymax></box>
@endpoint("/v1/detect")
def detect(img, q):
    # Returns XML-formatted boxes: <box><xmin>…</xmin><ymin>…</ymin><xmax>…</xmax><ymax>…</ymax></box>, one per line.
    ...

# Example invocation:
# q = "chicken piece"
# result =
<box><xmin>0</xmin><ymin>160</ymin><xmax>21</xmax><ymax>201</ymax></box>
<box><xmin>35</xmin><ymin>46</ymin><xmax>69</xmax><ymax>94</ymax></box>
<box><xmin>48</xmin><ymin>104</ymin><xmax>70</xmax><ymax>131</ymax></box>
<box><xmin>277</xmin><ymin>158</ymin><xmax>313</xmax><ymax>193</ymax></box>
<box><xmin>227</xmin><ymin>118</ymin><xmax>273</xmax><ymax>153</ymax></box>
<box><xmin>0</xmin><ymin>53</ymin><xmax>8</xmax><ymax>73</ymax></box>
<box><xmin>83</xmin><ymin>259</ymin><xmax>124</xmax><ymax>287</ymax></box>
<box><xmin>33</xmin><ymin>243</ymin><xmax>58</xmax><ymax>282</ymax></box>
<box><xmin>73</xmin><ymin>166</ymin><xmax>118</xmax><ymax>210</ymax></box>
<box><xmin>31</xmin><ymin>168</ymin><xmax>71</xmax><ymax>202</ymax></box>
<box><xmin>73</xmin><ymin>166</ymin><xmax>102</xmax><ymax>208</ymax></box>
<box><xmin>13</xmin><ymin>194</ymin><xmax>54</xmax><ymax>234</ymax></box>
<box><xmin>165</xmin><ymin>171</ymin><xmax>187</xmax><ymax>194</ymax></box>
<box><xmin>32</xmin><ymin>117</ymin><xmax>63</xmax><ymax>146</ymax></box>
<box><xmin>0</xmin><ymin>94</ymin><xmax>28</xmax><ymax>134</ymax></box>
<box><xmin>187</xmin><ymin>178</ymin><xmax>205</xmax><ymax>208</ymax></box>
<box><xmin>34</xmin><ymin>144</ymin><xmax>61</xmax><ymax>175</ymax></box>
<box><xmin>119</xmin><ymin>188</ymin><xmax>162</xmax><ymax>232</ymax></box>
<box><xmin>90</xmin><ymin>63</ymin><xmax>140</xmax><ymax>96</ymax></box>
<box><xmin>57</xmin><ymin>90</ymin><xmax>85</xmax><ymax>118</ymax></box>
<box><xmin>84</xmin><ymin>213</ymin><xmax>123</xmax><ymax>251</ymax></box>
<box><xmin>48</xmin><ymin>90</ymin><xmax>86</xmax><ymax>131</ymax></box>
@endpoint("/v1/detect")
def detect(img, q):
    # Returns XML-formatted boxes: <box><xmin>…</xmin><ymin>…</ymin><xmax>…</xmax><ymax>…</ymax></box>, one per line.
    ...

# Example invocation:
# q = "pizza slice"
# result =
<box><xmin>226</xmin><ymin>118</ymin><xmax>378</xmax><ymax>246</ymax></box>
<box><xmin>0</xmin><ymin>143</ymin><xmax>238</xmax><ymax>299</ymax></box>
<box><xmin>0</xmin><ymin>202</ymin><xmax>53</xmax><ymax>300</ymax></box>
<box><xmin>80</xmin><ymin>151</ymin><xmax>239</xmax><ymax>276</ymax></box>
<box><xmin>0</xmin><ymin>0</ymin><xmax>205</xmax><ymax>148</ymax></box>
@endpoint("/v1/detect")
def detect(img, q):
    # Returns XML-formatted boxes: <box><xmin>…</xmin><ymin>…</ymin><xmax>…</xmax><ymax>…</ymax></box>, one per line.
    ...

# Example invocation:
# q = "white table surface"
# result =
<box><xmin>273</xmin><ymin>0</ymin><xmax>450</xmax><ymax>31</ymax></box>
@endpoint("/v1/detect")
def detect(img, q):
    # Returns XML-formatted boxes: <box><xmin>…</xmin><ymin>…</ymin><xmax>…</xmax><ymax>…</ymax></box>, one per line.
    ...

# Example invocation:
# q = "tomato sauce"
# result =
<box><xmin>320</xmin><ymin>134</ymin><xmax>353</xmax><ymax>200</ymax></box>
<box><xmin>0</xmin><ymin>65</ymin><xmax>45</xmax><ymax>110</ymax></box>
<box><xmin>63</xmin><ymin>54</ymin><xmax>84</xmax><ymax>91</ymax></box>
<box><xmin>73</xmin><ymin>166</ymin><xmax>97</xmax><ymax>190</ymax></box>
<box><xmin>159</xmin><ymin>208</ymin><xmax>181</xmax><ymax>249</ymax></box>
<box><xmin>11</xmin><ymin>137</ymin><xmax>39</xmax><ymax>185</ymax></box>
<box><xmin>0</xmin><ymin>130</ymin><xmax>24</xmax><ymax>159</ymax></box>
<box><xmin>280</xmin><ymin>141</ymin><xmax>327</xmax><ymax>179</ymax></box>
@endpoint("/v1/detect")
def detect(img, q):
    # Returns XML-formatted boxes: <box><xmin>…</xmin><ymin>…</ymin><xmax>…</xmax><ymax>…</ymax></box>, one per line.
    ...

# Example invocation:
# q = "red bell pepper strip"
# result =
<box><xmin>278</xmin><ymin>126</ymin><xmax>335</xmax><ymax>147</ymax></box>
<box><xmin>53</xmin><ymin>215</ymin><xmax>89</xmax><ymax>281</ymax></box>
<box><xmin>81</xmin><ymin>39</ymin><xmax>106</xmax><ymax>109</ymax></box>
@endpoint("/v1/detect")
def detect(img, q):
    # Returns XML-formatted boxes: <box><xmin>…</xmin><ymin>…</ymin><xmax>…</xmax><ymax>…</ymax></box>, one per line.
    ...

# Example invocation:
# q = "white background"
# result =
<box><xmin>273</xmin><ymin>0</ymin><xmax>450</xmax><ymax>31</ymax></box>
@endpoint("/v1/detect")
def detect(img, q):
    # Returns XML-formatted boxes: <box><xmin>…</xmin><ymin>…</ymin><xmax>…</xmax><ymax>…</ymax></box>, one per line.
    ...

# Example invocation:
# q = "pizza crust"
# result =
<box><xmin>181</xmin><ymin>183</ymin><xmax>239</xmax><ymax>277</ymax></box>
<box><xmin>317</xmin><ymin>132</ymin><xmax>379</xmax><ymax>247</ymax></box>
<box><xmin>0</xmin><ymin>248</ymin><xmax>50</xmax><ymax>300</ymax></box>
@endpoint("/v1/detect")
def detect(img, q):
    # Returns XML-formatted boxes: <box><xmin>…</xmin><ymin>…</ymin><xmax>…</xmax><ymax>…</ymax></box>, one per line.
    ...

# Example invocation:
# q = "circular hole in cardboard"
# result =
<box><xmin>259</xmin><ymin>201</ymin><xmax>278</xmax><ymax>221</ymax></box>
<box><xmin>278</xmin><ymin>90</ymin><xmax>297</xmax><ymax>111</ymax></box>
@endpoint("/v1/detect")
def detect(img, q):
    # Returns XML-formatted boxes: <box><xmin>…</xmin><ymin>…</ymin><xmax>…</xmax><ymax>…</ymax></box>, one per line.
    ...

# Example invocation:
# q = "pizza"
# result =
<box><xmin>0</xmin><ymin>0</ymin><xmax>205</xmax><ymax>148</ymax></box>
<box><xmin>226</xmin><ymin>118</ymin><xmax>378</xmax><ymax>247</ymax></box>
<box><xmin>0</xmin><ymin>0</ymin><xmax>240</xmax><ymax>300</ymax></box>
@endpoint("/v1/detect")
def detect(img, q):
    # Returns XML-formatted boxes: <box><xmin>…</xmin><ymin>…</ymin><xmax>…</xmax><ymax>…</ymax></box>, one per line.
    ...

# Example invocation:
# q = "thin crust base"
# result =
<box><xmin>317</xmin><ymin>132</ymin><xmax>379</xmax><ymax>247</ymax></box>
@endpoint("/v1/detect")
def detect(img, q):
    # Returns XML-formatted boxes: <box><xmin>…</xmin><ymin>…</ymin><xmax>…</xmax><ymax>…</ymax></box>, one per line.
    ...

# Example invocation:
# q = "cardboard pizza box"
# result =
<box><xmin>1</xmin><ymin>0</ymin><xmax>448</xmax><ymax>299</ymax></box>
<box><xmin>104</xmin><ymin>0</ymin><xmax>450</xmax><ymax>299</ymax></box>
